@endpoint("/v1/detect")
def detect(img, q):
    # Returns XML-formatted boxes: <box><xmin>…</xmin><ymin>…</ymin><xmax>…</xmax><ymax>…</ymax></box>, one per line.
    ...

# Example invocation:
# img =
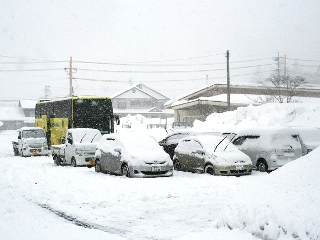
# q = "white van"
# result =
<box><xmin>229</xmin><ymin>127</ymin><xmax>303</xmax><ymax>172</ymax></box>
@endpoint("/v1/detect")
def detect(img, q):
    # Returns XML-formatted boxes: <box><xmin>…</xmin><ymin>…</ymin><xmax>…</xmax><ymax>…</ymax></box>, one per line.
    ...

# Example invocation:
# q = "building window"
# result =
<box><xmin>132</xmin><ymin>89</ymin><xmax>136</xmax><ymax>93</ymax></box>
<box><xmin>118</xmin><ymin>102</ymin><xmax>126</xmax><ymax>109</ymax></box>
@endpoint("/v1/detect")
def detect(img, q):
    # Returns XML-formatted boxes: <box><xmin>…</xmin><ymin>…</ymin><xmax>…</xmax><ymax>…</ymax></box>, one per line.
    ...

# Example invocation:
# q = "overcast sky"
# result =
<box><xmin>1</xmin><ymin>0</ymin><xmax>320</xmax><ymax>100</ymax></box>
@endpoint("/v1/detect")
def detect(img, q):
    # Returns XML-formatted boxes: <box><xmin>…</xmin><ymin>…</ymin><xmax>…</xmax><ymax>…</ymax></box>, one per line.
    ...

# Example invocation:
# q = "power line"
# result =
<box><xmin>0</xmin><ymin>68</ymin><xmax>63</xmax><ymax>72</ymax></box>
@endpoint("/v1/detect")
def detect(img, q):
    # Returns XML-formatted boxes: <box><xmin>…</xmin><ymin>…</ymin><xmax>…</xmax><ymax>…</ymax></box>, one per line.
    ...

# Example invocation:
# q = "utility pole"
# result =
<box><xmin>69</xmin><ymin>56</ymin><xmax>73</xmax><ymax>97</ymax></box>
<box><xmin>226</xmin><ymin>50</ymin><xmax>230</xmax><ymax>111</ymax></box>
<box><xmin>65</xmin><ymin>56</ymin><xmax>76</xmax><ymax>97</ymax></box>
<box><xmin>44</xmin><ymin>86</ymin><xmax>51</xmax><ymax>98</ymax></box>
<box><xmin>284</xmin><ymin>54</ymin><xmax>287</xmax><ymax>77</ymax></box>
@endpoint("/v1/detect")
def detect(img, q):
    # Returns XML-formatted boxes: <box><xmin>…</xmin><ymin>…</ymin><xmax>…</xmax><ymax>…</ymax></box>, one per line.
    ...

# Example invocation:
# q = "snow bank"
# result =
<box><xmin>194</xmin><ymin>103</ymin><xmax>320</xmax><ymax>132</ymax></box>
<box><xmin>214</xmin><ymin>147</ymin><xmax>320</xmax><ymax>239</ymax></box>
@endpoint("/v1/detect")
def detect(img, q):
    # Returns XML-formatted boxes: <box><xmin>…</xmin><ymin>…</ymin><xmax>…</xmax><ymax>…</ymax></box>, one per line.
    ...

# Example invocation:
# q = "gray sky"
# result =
<box><xmin>1</xmin><ymin>0</ymin><xmax>320</xmax><ymax>100</ymax></box>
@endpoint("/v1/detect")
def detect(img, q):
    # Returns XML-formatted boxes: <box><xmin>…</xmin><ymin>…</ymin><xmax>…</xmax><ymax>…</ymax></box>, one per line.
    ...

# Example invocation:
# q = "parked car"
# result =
<box><xmin>51</xmin><ymin>128</ymin><xmax>102</xmax><ymax>167</ymax></box>
<box><xmin>159</xmin><ymin>129</ymin><xmax>221</xmax><ymax>159</ymax></box>
<box><xmin>12</xmin><ymin>127</ymin><xmax>49</xmax><ymax>157</ymax></box>
<box><xmin>95</xmin><ymin>132</ymin><xmax>173</xmax><ymax>178</ymax></box>
<box><xmin>287</xmin><ymin>126</ymin><xmax>320</xmax><ymax>155</ymax></box>
<box><xmin>173</xmin><ymin>135</ymin><xmax>252</xmax><ymax>176</ymax></box>
<box><xmin>159</xmin><ymin>129</ymin><xmax>199</xmax><ymax>159</ymax></box>
<box><xmin>229</xmin><ymin>127</ymin><xmax>303</xmax><ymax>172</ymax></box>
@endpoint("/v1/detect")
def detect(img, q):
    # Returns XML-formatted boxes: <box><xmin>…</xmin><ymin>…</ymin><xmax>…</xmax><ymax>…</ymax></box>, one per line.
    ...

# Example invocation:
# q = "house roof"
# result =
<box><xmin>113</xmin><ymin>108</ymin><xmax>173</xmax><ymax>115</ymax></box>
<box><xmin>164</xmin><ymin>83</ymin><xmax>320</xmax><ymax>109</ymax></box>
<box><xmin>19</xmin><ymin>100</ymin><xmax>38</xmax><ymax>109</ymax></box>
<box><xmin>170</xmin><ymin>93</ymin><xmax>320</xmax><ymax>110</ymax></box>
<box><xmin>111</xmin><ymin>83</ymin><xmax>169</xmax><ymax>100</ymax></box>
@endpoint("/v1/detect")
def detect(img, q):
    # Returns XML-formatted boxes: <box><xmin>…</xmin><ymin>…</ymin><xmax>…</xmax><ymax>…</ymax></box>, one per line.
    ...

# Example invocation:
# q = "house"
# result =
<box><xmin>112</xmin><ymin>84</ymin><xmax>173</xmax><ymax>118</ymax></box>
<box><xmin>164</xmin><ymin>83</ymin><xmax>320</xmax><ymax>126</ymax></box>
<box><xmin>0</xmin><ymin>100</ymin><xmax>36</xmax><ymax>130</ymax></box>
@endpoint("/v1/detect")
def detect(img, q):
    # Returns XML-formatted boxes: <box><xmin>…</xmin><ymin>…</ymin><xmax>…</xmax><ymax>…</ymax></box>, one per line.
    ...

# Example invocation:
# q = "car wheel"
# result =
<box><xmin>13</xmin><ymin>148</ymin><xmax>19</xmax><ymax>156</ymax></box>
<box><xmin>204</xmin><ymin>164</ymin><xmax>215</xmax><ymax>175</ymax></box>
<box><xmin>173</xmin><ymin>159</ymin><xmax>181</xmax><ymax>171</ymax></box>
<box><xmin>71</xmin><ymin>157</ymin><xmax>77</xmax><ymax>167</ymax></box>
<box><xmin>95</xmin><ymin>160</ymin><xmax>101</xmax><ymax>173</ymax></box>
<box><xmin>53</xmin><ymin>155</ymin><xmax>59</xmax><ymax>165</ymax></box>
<box><xmin>121</xmin><ymin>164</ymin><xmax>130</xmax><ymax>177</ymax></box>
<box><xmin>257</xmin><ymin>159</ymin><xmax>268</xmax><ymax>172</ymax></box>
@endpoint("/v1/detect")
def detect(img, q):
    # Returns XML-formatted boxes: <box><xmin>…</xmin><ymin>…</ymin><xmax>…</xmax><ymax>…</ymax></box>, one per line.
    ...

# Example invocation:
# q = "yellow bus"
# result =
<box><xmin>35</xmin><ymin>96</ymin><xmax>119</xmax><ymax>146</ymax></box>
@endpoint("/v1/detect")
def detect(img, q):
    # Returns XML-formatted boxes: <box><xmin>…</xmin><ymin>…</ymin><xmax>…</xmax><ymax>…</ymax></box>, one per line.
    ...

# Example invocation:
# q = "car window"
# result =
<box><xmin>271</xmin><ymin>134</ymin><xmax>301</xmax><ymax>148</ymax></box>
<box><xmin>232</xmin><ymin>136</ymin><xmax>246</xmax><ymax>146</ymax></box>
<box><xmin>167</xmin><ymin>133</ymin><xmax>188</xmax><ymax>143</ymax></box>
<box><xmin>233</xmin><ymin>135</ymin><xmax>259</xmax><ymax>146</ymax></box>
<box><xmin>189</xmin><ymin>140</ymin><xmax>203</xmax><ymax>151</ymax></box>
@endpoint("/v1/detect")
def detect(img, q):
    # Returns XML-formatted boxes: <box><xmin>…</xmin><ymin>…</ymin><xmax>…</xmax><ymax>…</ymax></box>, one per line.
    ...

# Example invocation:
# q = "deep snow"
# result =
<box><xmin>1</xmin><ymin>103</ymin><xmax>320</xmax><ymax>240</ymax></box>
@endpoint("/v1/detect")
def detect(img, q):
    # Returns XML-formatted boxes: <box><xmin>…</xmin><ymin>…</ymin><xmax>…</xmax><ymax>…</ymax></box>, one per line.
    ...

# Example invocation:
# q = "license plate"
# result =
<box><xmin>236</xmin><ymin>165</ymin><xmax>243</xmax><ymax>170</ymax></box>
<box><xmin>88</xmin><ymin>161</ymin><xmax>95</xmax><ymax>166</ymax></box>
<box><xmin>283</xmin><ymin>150</ymin><xmax>294</xmax><ymax>156</ymax></box>
<box><xmin>151</xmin><ymin>166</ymin><xmax>161</xmax><ymax>172</ymax></box>
<box><xmin>32</xmin><ymin>152</ymin><xmax>39</xmax><ymax>156</ymax></box>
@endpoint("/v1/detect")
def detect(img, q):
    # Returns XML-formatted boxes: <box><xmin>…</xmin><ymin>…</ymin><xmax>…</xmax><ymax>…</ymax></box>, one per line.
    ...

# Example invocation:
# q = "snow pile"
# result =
<box><xmin>193</xmin><ymin>103</ymin><xmax>320</xmax><ymax>132</ymax></box>
<box><xmin>214</xmin><ymin>147</ymin><xmax>320</xmax><ymax>239</ymax></box>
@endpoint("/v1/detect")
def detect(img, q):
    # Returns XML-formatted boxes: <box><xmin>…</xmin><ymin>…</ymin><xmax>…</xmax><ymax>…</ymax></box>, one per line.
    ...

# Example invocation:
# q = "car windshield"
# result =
<box><xmin>200</xmin><ymin>136</ymin><xmax>238</xmax><ymax>152</ymax></box>
<box><xmin>72</xmin><ymin>130</ymin><xmax>102</xmax><ymax>143</ymax></box>
<box><xmin>22</xmin><ymin>129</ymin><xmax>45</xmax><ymax>138</ymax></box>
<box><xmin>120</xmin><ymin>134</ymin><xmax>160</xmax><ymax>151</ymax></box>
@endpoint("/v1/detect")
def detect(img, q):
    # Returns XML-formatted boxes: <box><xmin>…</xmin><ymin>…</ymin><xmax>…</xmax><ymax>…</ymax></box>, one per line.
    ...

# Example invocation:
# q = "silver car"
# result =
<box><xmin>95</xmin><ymin>132</ymin><xmax>173</xmax><ymax>177</ymax></box>
<box><xmin>173</xmin><ymin>135</ymin><xmax>252</xmax><ymax>176</ymax></box>
<box><xmin>230</xmin><ymin>127</ymin><xmax>303</xmax><ymax>172</ymax></box>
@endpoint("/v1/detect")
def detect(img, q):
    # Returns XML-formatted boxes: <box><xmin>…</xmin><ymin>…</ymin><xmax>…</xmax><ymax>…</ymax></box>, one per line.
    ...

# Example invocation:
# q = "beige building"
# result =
<box><xmin>164</xmin><ymin>83</ymin><xmax>320</xmax><ymax>126</ymax></box>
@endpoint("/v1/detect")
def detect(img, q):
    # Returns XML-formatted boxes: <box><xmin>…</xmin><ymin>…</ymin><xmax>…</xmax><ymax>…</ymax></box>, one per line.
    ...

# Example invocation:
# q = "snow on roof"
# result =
<box><xmin>171</xmin><ymin>94</ymin><xmax>320</xmax><ymax>108</ymax></box>
<box><xmin>19</xmin><ymin>100</ymin><xmax>37</xmax><ymax>109</ymax></box>
<box><xmin>193</xmin><ymin>103</ymin><xmax>320</xmax><ymax>132</ymax></box>
<box><xmin>0</xmin><ymin>107</ymin><xmax>25</xmax><ymax>120</ymax></box>
<box><xmin>111</xmin><ymin>84</ymin><xmax>168</xmax><ymax>100</ymax></box>
<box><xmin>114</xmin><ymin>108</ymin><xmax>173</xmax><ymax>114</ymax></box>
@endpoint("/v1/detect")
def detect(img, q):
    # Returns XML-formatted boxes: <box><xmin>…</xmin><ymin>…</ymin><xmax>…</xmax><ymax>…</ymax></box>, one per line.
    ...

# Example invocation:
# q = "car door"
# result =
<box><xmin>100</xmin><ymin>137</ymin><xmax>115</xmax><ymax>172</ymax></box>
<box><xmin>107</xmin><ymin>138</ymin><xmax>123</xmax><ymax>174</ymax></box>
<box><xmin>232</xmin><ymin>135</ymin><xmax>260</xmax><ymax>166</ymax></box>
<box><xmin>164</xmin><ymin>134</ymin><xmax>185</xmax><ymax>159</ymax></box>
<box><xmin>189</xmin><ymin>140</ymin><xmax>205</xmax><ymax>172</ymax></box>
<box><xmin>65</xmin><ymin>132</ymin><xmax>74</xmax><ymax>164</ymax></box>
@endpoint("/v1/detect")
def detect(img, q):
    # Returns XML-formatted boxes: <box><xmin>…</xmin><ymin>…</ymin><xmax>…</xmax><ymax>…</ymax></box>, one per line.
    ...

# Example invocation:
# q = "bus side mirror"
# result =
<box><xmin>67</xmin><ymin>138</ymin><xmax>73</xmax><ymax>145</ymax></box>
<box><xmin>114</xmin><ymin>115</ymin><xmax>120</xmax><ymax>125</ymax></box>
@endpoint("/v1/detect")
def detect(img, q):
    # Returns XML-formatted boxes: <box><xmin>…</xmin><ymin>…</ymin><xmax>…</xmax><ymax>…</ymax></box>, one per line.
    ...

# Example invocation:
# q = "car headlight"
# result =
<box><xmin>75</xmin><ymin>148</ymin><xmax>83</xmax><ymax>155</ymax></box>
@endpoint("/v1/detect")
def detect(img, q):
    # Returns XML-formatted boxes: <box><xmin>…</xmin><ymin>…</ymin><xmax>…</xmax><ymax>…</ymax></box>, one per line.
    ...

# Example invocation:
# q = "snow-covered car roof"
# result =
<box><xmin>235</xmin><ymin>127</ymin><xmax>300</xmax><ymax>136</ymax></box>
<box><xmin>19</xmin><ymin>127</ymin><xmax>44</xmax><ymax>131</ymax></box>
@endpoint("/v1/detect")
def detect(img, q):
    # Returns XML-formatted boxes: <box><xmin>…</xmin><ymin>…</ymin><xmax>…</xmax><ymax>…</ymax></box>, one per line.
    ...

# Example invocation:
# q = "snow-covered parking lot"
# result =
<box><xmin>1</xmin><ymin>128</ymin><xmax>320</xmax><ymax>240</ymax></box>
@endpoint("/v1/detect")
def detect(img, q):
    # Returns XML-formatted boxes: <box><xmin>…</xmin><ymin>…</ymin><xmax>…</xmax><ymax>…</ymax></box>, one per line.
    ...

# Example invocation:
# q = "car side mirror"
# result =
<box><xmin>114</xmin><ymin>147</ymin><xmax>121</xmax><ymax>153</ymax></box>
<box><xmin>196</xmin><ymin>149</ymin><xmax>205</xmax><ymax>155</ymax></box>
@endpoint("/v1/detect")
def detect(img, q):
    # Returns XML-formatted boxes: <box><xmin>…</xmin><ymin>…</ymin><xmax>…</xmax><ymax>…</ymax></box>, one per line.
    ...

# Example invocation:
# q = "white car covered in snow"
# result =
<box><xmin>173</xmin><ymin>135</ymin><xmax>252</xmax><ymax>176</ymax></box>
<box><xmin>230</xmin><ymin>127</ymin><xmax>303</xmax><ymax>172</ymax></box>
<box><xmin>51</xmin><ymin>128</ymin><xmax>102</xmax><ymax>167</ymax></box>
<box><xmin>94</xmin><ymin>132</ymin><xmax>173</xmax><ymax>177</ymax></box>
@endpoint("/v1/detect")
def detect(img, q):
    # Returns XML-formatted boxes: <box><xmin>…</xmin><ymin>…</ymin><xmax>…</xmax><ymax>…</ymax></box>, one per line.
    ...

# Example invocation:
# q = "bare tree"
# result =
<box><xmin>259</xmin><ymin>71</ymin><xmax>307</xmax><ymax>103</ymax></box>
